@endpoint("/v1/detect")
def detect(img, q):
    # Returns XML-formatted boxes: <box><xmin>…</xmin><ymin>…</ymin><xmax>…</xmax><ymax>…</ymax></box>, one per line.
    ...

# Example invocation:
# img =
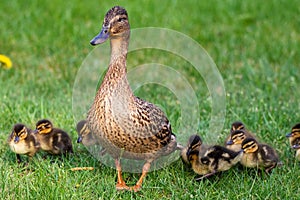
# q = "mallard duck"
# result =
<box><xmin>76</xmin><ymin>120</ymin><xmax>106</xmax><ymax>156</ymax></box>
<box><xmin>286</xmin><ymin>124</ymin><xmax>300</xmax><ymax>161</ymax></box>
<box><xmin>87</xmin><ymin>6</ymin><xmax>179</xmax><ymax>191</ymax></box>
<box><xmin>225</xmin><ymin>121</ymin><xmax>257</xmax><ymax>151</ymax></box>
<box><xmin>286</xmin><ymin>123</ymin><xmax>300</xmax><ymax>148</ymax></box>
<box><xmin>226</xmin><ymin>130</ymin><xmax>249</xmax><ymax>152</ymax></box>
<box><xmin>76</xmin><ymin>120</ymin><xmax>96</xmax><ymax>146</ymax></box>
<box><xmin>34</xmin><ymin>119</ymin><xmax>73</xmax><ymax>155</ymax></box>
<box><xmin>240</xmin><ymin>137</ymin><xmax>280</xmax><ymax>173</ymax></box>
<box><xmin>8</xmin><ymin>123</ymin><xmax>40</xmax><ymax>163</ymax></box>
<box><xmin>185</xmin><ymin>135</ymin><xmax>242</xmax><ymax>180</ymax></box>
<box><xmin>291</xmin><ymin>138</ymin><xmax>300</xmax><ymax>161</ymax></box>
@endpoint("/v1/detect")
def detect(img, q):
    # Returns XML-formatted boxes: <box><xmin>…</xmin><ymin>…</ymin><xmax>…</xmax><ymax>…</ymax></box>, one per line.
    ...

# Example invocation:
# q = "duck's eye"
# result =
<box><xmin>117</xmin><ymin>17</ymin><xmax>126</xmax><ymax>22</ymax></box>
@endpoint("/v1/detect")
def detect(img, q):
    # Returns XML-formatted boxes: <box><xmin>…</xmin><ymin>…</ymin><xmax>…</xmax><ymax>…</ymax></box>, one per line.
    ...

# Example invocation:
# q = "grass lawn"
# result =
<box><xmin>1</xmin><ymin>0</ymin><xmax>299</xmax><ymax>199</ymax></box>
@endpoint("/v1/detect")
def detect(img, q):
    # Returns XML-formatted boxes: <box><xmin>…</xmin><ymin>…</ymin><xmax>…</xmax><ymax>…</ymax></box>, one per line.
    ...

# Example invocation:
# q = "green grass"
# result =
<box><xmin>1</xmin><ymin>0</ymin><xmax>300</xmax><ymax>199</ymax></box>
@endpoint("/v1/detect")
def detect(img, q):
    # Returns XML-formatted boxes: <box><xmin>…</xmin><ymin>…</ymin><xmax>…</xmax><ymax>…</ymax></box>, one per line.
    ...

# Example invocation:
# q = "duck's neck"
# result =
<box><xmin>107</xmin><ymin>34</ymin><xmax>129</xmax><ymax>75</ymax></box>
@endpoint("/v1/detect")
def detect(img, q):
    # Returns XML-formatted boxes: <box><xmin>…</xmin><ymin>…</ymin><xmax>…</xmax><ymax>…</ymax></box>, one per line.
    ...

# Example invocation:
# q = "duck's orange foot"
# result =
<box><xmin>116</xmin><ymin>182</ymin><xmax>130</xmax><ymax>191</ymax></box>
<box><xmin>130</xmin><ymin>184</ymin><xmax>142</xmax><ymax>192</ymax></box>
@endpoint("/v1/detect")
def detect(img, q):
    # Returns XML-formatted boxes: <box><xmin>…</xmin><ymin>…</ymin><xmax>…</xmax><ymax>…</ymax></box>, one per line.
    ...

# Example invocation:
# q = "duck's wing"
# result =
<box><xmin>132</xmin><ymin>97</ymin><xmax>174</xmax><ymax>147</ymax></box>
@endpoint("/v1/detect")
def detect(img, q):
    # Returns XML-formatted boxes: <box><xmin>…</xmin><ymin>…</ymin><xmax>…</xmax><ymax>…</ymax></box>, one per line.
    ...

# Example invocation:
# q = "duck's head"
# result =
<box><xmin>286</xmin><ymin>123</ymin><xmax>300</xmax><ymax>138</ymax></box>
<box><xmin>226</xmin><ymin>130</ymin><xmax>246</xmax><ymax>145</ymax></box>
<box><xmin>186</xmin><ymin>134</ymin><xmax>203</xmax><ymax>161</ymax></box>
<box><xmin>34</xmin><ymin>119</ymin><xmax>53</xmax><ymax>135</ymax></box>
<box><xmin>241</xmin><ymin>137</ymin><xmax>259</xmax><ymax>154</ymax></box>
<box><xmin>76</xmin><ymin>120</ymin><xmax>91</xmax><ymax>143</ymax></box>
<box><xmin>230</xmin><ymin>121</ymin><xmax>245</xmax><ymax>133</ymax></box>
<box><xmin>90</xmin><ymin>6</ymin><xmax>129</xmax><ymax>45</ymax></box>
<box><xmin>12</xmin><ymin>124</ymin><xmax>28</xmax><ymax>143</ymax></box>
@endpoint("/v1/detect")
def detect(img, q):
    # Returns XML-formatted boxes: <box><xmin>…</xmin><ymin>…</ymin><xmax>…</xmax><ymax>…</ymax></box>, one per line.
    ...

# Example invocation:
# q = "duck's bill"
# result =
<box><xmin>90</xmin><ymin>28</ymin><xmax>109</xmax><ymax>45</ymax></box>
<box><xmin>226</xmin><ymin>140</ymin><xmax>233</xmax><ymax>145</ymax></box>
<box><xmin>14</xmin><ymin>136</ymin><xmax>20</xmax><ymax>143</ymax></box>
<box><xmin>77</xmin><ymin>136</ymin><xmax>83</xmax><ymax>143</ymax></box>
<box><xmin>286</xmin><ymin>132</ymin><xmax>292</xmax><ymax>137</ymax></box>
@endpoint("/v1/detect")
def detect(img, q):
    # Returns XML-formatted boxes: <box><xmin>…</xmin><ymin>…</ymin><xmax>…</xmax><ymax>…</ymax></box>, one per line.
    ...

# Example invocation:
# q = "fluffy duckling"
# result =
<box><xmin>185</xmin><ymin>135</ymin><xmax>242</xmax><ymax>180</ymax></box>
<box><xmin>76</xmin><ymin>120</ymin><xmax>96</xmax><ymax>146</ymax></box>
<box><xmin>76</xmin><ymin>120</ymin><xmax>106</xmax><ymax>156</ymax></box>
<box><xmin>240</xmin><ymin>138</ymin><xmax>280</xmax><ymax>173</ymax></box>
<box><xmin>225</xmin><ymin>121</ymin><xmax>257</xmax><ymax>152</ymax></box>
<box><xmin>286</xmin><ymin>123</ymin><xmax>300</xmax><ymax>148</ymax></box>
<box><xmin>286</xmin><ymin>124</ymin><xmax>300</xmax><ymax>161</ymax></box>
<box><xmin>226</xmin><ymin>130</ymin><xmax>249</xmax><ymax>152</ymax></box>
<box><xmin>8</xmin><ymin>124</ymin><xmax>40</xmax><ymax>163</ymax></box>
<box><xmin>87</xmin><ymin>6</ymin><xmax>179</xmax><ymax>191</ymax></box>
<box><xmin>34</xmin><ymin>119</ymin><xmax>73</xmax><ymax>155</ymax></box>
<box><xmin>291</xmin><ymin>138</ymin><xmax>300</xmax><ymax>161</ymax></box>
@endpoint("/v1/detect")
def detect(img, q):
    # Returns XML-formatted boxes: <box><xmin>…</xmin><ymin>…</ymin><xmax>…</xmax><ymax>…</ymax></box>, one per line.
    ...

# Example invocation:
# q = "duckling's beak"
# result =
<box><xmin>186</xmin><ymin>149</ymin><xmax>191</xmax><ymax>157</ymax></box>
<box><xmin>226</xmin><ymin>140</ymin><xmax>233</xmax><ymax>145</ymax></box>
<box><xmin>90</xmin><ymin>27</ymin><xmax>109</xmax><ymax>45</ymax></box>
<box><xmin>14</xmin><ymin>136</ymin><xmax>20</xmax><ymax>143</ymax></box>
<box><xmin>33</xmin><ymin>129</ymin><xmax>38</xmax><ymax>134</ymax></box>
<box><xmin>286</xmin><ymin>132</ymin><xmax>292</xmax><ymax>137</ymax></box>
<box><xmin>77</xmin><ymin>136</ymin><xmax>83</xmax><ymax>143</ymax></box>
<box><xmin>292</xmin><ymin>144</ymin><xmax>300</xmax><ymax>149</ymax></box>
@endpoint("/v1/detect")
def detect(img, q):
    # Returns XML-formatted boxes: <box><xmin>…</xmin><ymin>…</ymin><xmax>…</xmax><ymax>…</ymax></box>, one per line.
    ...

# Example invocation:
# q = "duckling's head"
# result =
<box><xmin>226</xmin><ymin>130</ymin><xmax>246</xmax><ymax>145</ymax></box>
<box><xmin>241</xmin><ymin>138</ymin><xmax>259</xmax><ymax>154</ymax></box>
<box><xmin>186</xmin><ymin>135</ymin><xmax>203</xmax><ymax>161</ymax></box>
<box><xmin>76</xmin><ymin>120</ymin><xmax>91</xmax><ymax>143</ymax></box>
<box><xmin>286</xmin><ymin>123</ymin><xmax>300</xmax><ymax>138</ymax></box>
<box><xmin>90</xmin><ymin>6</ymin><xmax>129</xmax><ymax>45</ymax></box>
<box><xmin>230</xmin><ymin>121</ymin><xmax>245</xmax><ymax>133</ymax></box>
<box><xmin>12</xmin><ymin>124</ymin><xmax>28</xmax><ymax>143</ymax></box>
<box><xmin>35</xmin><ymin>119</ymin><xmax>53</xmax><ymax>135</ymax></box>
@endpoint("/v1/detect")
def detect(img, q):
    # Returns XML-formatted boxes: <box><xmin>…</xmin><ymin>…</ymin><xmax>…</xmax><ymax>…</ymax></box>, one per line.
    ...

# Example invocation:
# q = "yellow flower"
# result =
<box><xmin>0</xmin><ymin>54</ymin><xmax>12</xmax><ymax>69</ymax></box>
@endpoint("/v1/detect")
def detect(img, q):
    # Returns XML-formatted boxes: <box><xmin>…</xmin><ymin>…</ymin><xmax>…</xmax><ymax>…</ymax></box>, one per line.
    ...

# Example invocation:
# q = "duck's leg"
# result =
<box><xmin>265</xmin><ymin>163</ymin><xmax>277</xmax><ymax>174</ymax></box>
<box><xmin>131</xmin><ymin>161</ymin><xmax>151</xmax><ymax>192</ymax></box>
<box><xmin>16</xmin><ymin>154</ymin><xmax>22</xmax><ymax>164</ymax></box>
<box><xmin>194</xmin><ymin>170</ymin><xmax>217</xmax><ymax>181</ymax></box>
<box><xmin>115</xmin><ymin>159</ymin><xmax>130</xmax><ymax>190</ymax></box>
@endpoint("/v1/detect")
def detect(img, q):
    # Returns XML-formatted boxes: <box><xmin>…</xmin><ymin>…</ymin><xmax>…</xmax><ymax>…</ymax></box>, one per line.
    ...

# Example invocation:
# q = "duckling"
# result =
<box><xmin>76</xmin><ymin>120</ymin><xmax>97</xmax><ymax>146</ymax></box>
<box><xmin>225</xmin><ymin>121</ymin><xmax>257</xmax><ymax>151</ymax></box>
<box><xmin>291</xmin><ymin>138</ymin><xmax>300</xmax><ymax>161</ymax></box>
<box><xmin>240</xmin><ymin>137</ymin><xmax>280</xmax><ymax>173</ymax></box>
<box><xmin>185</xmin><ymin>135</ymin><xmax>242</xmax><ymax>180</ymax></box>
<box><xmin>286</xmin><ymin>123</ymin><xmax>300</xmax><ymax>148</ymax></box>
<box><xmin>76</xmin><ymin>120</ymin><xmax>106</xmax><ymax>156</ymax></box>
<box><xmin>7</xmin><ymin>123</ymin><xmax>40</xmax><ymax>163</ymax></box>
<box><xmin>226</xmin><ymin>130</ymin><xmax>249</xmax><ymax>152</ymax></box>
<box><xmin>87</xmin><ymin>6</ymin><xmax>179</xmax><ymax>191</ymax></box>
<box><xmin>34</xmin><ymin>119</ymin><xmax>73</xmax><ymax>155</ymax></box>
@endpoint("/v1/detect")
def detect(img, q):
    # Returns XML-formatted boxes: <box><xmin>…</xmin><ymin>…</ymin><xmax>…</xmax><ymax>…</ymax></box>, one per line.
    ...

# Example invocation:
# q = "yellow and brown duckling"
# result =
<box><xmin>76</xmin><ymin>120</ymin><xmax>96</xmax><ymax>146</ymax></box>
<box><xmin>34</xmin><ymin>119</ymin><xmax>73</xmax><ymax>155</ymax></box>
<box><xmin>8</xmin><ymin>123</ymin><xmax>40</xmax><ymax>163</ymax></box>
<box><xmin>76</xmin><ymin>120</ymin><xmax>106</xmax><ymax>156</ymax></box>
<box><xmin>240</xmin><ymin>137</ymin><xmax>280</xmax><ymax>173</ymax></box>
<box><xmin>87</xmin><ymin>6</ymin><xmax>179</xmax><ymax>191</ymax></box>
<box><xmin>226</xmin><ymin>130</ymin><xmax>250</xmax><ymax>152</ymax></box>
<box><xmin>286</xmin><ymin>123</ymin><xmax>300</xmax><ymax>148</ymax></box>
<box><xmin>185</xmin><ymin>135</ymin><xmax>242</xmax><ymax>180</ymax></box>
<box><xmin>225</xmin><ymin>121</ymin><xmax>257</xmax><ymax>152</ymax></box>
<box><xmin>286</xmin><ymin>124</ymin><xmax>300</xmax><ymax>161</ymax></box>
